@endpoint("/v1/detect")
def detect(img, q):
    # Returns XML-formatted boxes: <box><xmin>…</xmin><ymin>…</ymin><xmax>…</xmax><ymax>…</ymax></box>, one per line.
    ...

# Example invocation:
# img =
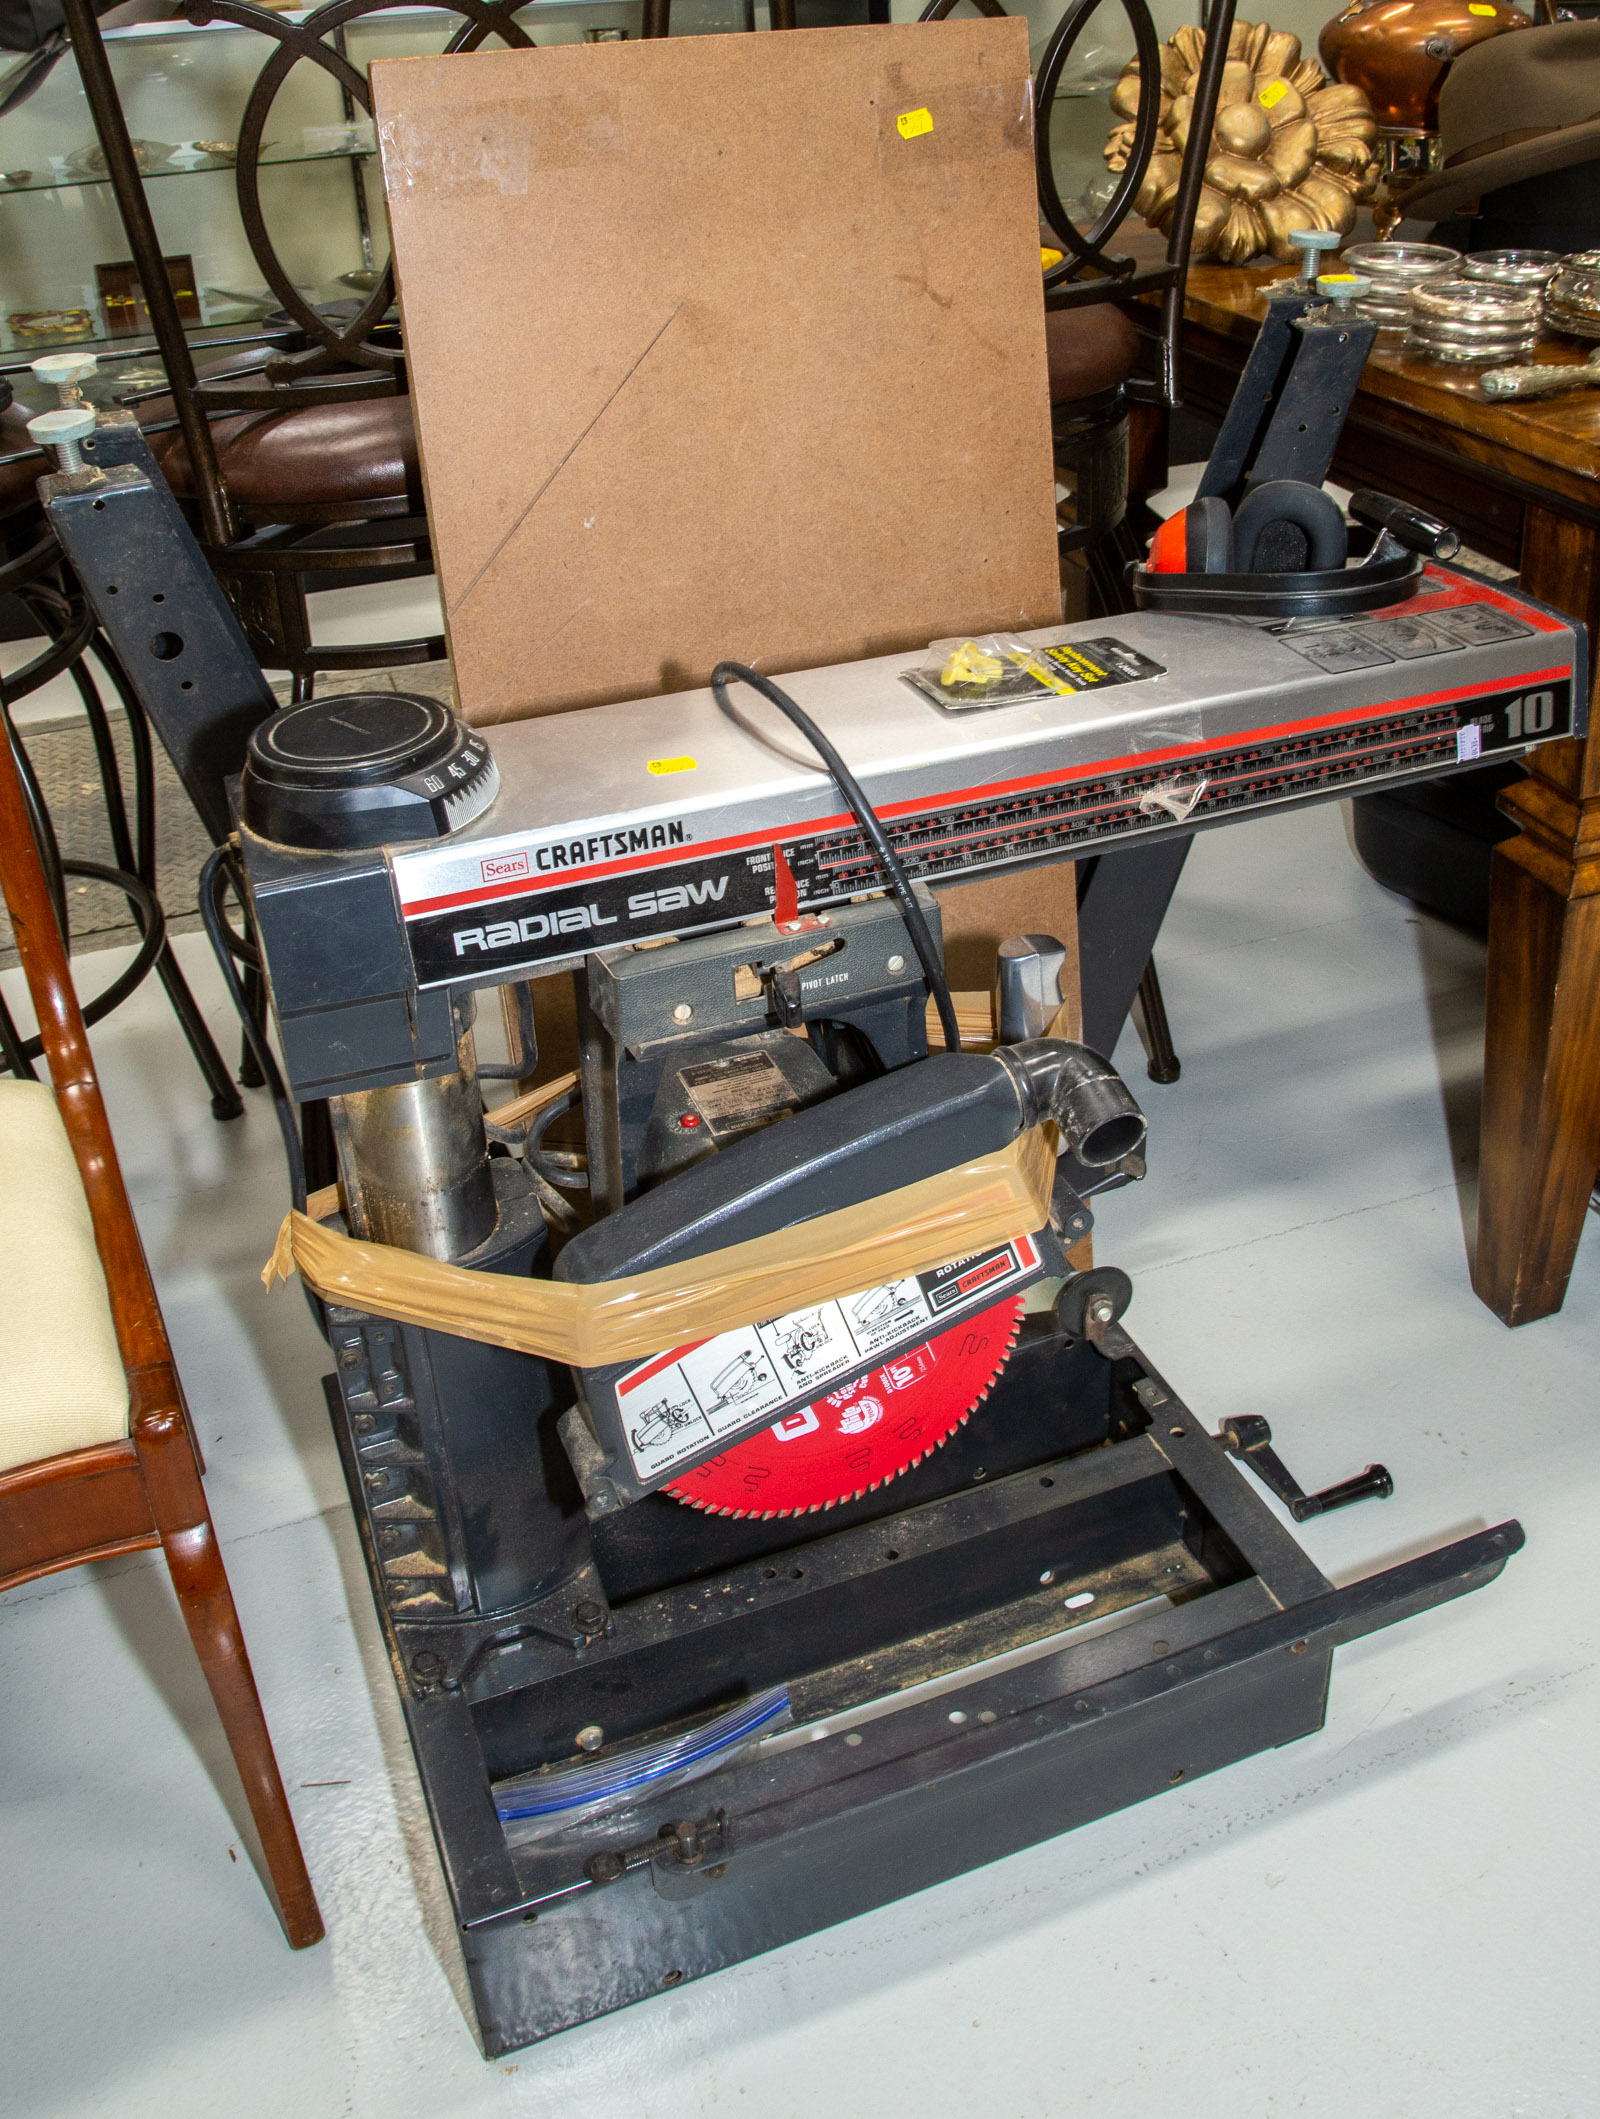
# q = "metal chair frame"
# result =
<box><xmin>59</xmin><ymin>0</ymin><xmax>537</xmax><ymax>694</ymax></box>
<box><xmin>918</xmin><ymin>0</ymin><xmax>1234</xmax><ymax>394</ymax></box>
<box><xmin>1034</xmin><ymin>0</ymin><xmax>1236</xmax><ymax>407</ymax></box>
<box><xmin>0</xmin><ymin>519</ymin><xmax>242</xmax><ymax>1113</ymax></box>
<box><xmin>916</xmin><ymin>0</ymin><xmax>1236</xmax><ymax>608</ymax></box>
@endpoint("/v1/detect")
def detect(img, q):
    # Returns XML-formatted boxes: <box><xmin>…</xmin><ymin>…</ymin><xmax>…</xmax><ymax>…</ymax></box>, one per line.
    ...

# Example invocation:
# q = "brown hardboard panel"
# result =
<box><xmin>371</xmin><ymin>21</ymin><xmax>1059</xmax><ymax>726</ymax></box>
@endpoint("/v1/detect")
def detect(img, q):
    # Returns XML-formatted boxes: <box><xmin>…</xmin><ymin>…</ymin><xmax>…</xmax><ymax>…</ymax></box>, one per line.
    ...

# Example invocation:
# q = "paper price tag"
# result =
<box><xmin>646</xmin><ymin>755</ymin><xmax>697</xmax><ymax>775</ymax></box>
<box><xmin>1258</xmin><ymin>79</ymin><xmax>1288</xmax><ymax>108</ymax></box>
<box><xmin>897</xmin><ymin>107</ymin><xmax>934</xmax><ymax>139</ymax></box>
<box><xmin>1469</xmin><ymin>6</ymin><xmax>1497</xmax><ymax>16</ymax></box>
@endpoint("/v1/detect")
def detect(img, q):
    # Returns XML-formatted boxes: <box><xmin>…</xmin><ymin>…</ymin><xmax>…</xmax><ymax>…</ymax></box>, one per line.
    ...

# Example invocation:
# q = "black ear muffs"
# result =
<box><xmin>1189</xmin><ymin>495</ymin><xmax>1234</xmax><ymax>573</ymax></box>
<box><xmin>1133</xmin><ymin>476</ymin><xmax>1416</xmax><ymax>618</ymax></box>
<box><xmin>1148</xmin><ymin>494</ymin><xmax>1235</xmax><ymax>575</ymax></box>
<box><xmin>1231</xmin><ymin>480</ymin><xmax>1348</xmax><ymax>573</ymax></box>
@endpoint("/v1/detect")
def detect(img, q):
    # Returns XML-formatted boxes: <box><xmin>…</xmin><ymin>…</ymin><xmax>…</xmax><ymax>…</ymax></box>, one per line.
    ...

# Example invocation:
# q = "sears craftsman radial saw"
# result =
<box><xmin>28</xmin><ymin>356</ymin><xmax>1562</xmax><ymax>2051</ymax></box>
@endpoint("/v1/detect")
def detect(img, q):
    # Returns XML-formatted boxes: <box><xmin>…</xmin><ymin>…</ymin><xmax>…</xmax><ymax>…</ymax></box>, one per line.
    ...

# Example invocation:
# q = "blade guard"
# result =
<box><xmin>662</xmin><ymin>1292</ymin><xmax>1027</xmax><ymax>1518</ymax></box>
<box><xmin>555</xmin><ymin>1043</ymin><xmax>1143</xmax><ymax>1514</ymax></box>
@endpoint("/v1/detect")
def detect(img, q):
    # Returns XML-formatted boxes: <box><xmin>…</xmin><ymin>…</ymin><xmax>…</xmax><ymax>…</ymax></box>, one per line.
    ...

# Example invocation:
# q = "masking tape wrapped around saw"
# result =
<box><xmin>264</xmin><ymin>1125</ymin><xmax>1055</xmax><ymax>1368</ymax></box>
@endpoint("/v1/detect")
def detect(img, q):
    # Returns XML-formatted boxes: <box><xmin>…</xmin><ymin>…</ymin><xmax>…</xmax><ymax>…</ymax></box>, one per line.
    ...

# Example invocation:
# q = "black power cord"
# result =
<box><xmin>526</xmin><ymin>1083</ymin><xmax>588</xmax><ymax>1191</ymax></box>
<box><xmin>200</xmin><ymin>844</ymin><xmax>305</xmax><ymax>1213</ymax></box>
<box><xmin>201</xmin><ymin>845</ymin><xmax>329</xmax><ymax>1338</ymax></box>
<box><xmin>710</xmin><ymin>660</ymin><xmax>960</xmax><ymax>1055</ymax></box>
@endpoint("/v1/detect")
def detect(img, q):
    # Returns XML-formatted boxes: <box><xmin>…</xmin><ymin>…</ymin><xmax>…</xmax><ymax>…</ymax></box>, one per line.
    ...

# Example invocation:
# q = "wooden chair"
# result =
<box><xmin>0</xmin><ymin>690</ymin><xmax>324</xmax><ymax>1952</ymax></box>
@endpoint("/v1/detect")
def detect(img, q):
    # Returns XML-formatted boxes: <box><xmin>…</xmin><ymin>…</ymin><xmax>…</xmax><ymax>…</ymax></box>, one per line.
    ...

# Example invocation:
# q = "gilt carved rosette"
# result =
<box><xmin>1106</xmin><ymin>20</ymin><xmax>1379</xmax><ymax>266</ymax></box>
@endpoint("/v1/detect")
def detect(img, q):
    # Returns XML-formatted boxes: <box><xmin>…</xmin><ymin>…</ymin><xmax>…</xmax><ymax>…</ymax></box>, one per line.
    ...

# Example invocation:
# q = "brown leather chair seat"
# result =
<box><xmin>1044</xmin><ymin>302</ymin><xmax>1141</xmax><ymax>405</ymax></box>
<box><xmin>147</xmin><ymin>391</ymin><xmax>421</xmax><ymax>519</ymax></box>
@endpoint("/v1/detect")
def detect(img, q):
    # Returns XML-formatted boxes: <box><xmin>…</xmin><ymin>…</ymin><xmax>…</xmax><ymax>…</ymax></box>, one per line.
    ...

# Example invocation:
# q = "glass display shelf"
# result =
<box><xmin>0</xmin><ymin>288</ymin><xmax>375</xmax><ymax>368</ymax></box>
<box><xmin>0</xmin><ymin>140</ymin><xmax>377</xmax><ymax>196</ymax></box>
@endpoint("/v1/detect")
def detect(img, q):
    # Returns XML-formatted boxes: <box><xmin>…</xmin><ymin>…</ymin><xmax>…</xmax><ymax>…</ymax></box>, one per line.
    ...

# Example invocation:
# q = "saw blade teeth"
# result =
<box><xmin>678</xmin><ymin>1406</ymin><xmax>979</xmax><ymax>1519</ymax></box>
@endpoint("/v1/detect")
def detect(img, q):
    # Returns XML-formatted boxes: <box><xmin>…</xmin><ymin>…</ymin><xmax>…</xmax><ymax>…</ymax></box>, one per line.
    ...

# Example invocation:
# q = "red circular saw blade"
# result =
<box><xmin>662</xmin><ymin>1295</ymin><xmax>1025</xmax><ymax>1519</ymax></box>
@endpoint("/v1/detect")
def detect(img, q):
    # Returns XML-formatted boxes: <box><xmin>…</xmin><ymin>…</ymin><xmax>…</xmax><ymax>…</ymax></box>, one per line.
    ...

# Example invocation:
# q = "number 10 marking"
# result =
<box><xmin>1506</xmin><ymin>691</ymin><xmax>1556</xmax><ymax>740</ymax></box>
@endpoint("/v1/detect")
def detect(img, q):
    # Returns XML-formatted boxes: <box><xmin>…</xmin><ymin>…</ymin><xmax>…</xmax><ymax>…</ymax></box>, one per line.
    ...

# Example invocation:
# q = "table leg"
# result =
<box><xmin>1474</xmin><ymin>507</ymin><xmax>1600</xmax><ymax>1324</ymax></box>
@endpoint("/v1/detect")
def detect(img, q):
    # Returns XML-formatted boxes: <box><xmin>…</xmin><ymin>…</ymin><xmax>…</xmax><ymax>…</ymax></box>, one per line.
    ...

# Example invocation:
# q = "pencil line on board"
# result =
<box><xmin>447</xmin><ymin>305</ymin><xmax>684</xmax><ymax>619</ymax></box>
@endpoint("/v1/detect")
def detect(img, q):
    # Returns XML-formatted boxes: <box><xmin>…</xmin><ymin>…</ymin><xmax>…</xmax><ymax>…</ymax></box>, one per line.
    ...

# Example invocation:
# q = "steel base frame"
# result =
<box><xmin>320</xmin><ymin>1309</ymin><xmax>1521</xmax><ymax>2057</ymax></box>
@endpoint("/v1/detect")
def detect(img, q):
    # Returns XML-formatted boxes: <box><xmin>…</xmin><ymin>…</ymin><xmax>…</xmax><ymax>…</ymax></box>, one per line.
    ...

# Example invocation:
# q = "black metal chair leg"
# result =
<box><xmin>159</xmin><ymin>957</ymin><xmax>247</xmax><ymax>1118</ymax></box>
<box><xmin>0</xmin><ymin>982</ymin><xmax>38</xmax><ymax>1079</ymax></box>
<box><xmin>1086</xmin><ymin>517</ymin><xmax>1143</xmax><ymax>620</ymax></box>
<box><xmin>1131</xmin><ymin>956</ymin><xmax>1181</xmax><ymax>1084</ymax></box>
<box><xmin>239</xmin><ymin>962</ymin><xmax>268</xmax><ymax>1089</ymax></box>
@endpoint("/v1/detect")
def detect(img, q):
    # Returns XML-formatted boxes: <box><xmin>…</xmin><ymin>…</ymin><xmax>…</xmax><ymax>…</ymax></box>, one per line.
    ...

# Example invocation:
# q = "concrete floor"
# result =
<box><xmin>3</xmin><ymin>798</ymin><xmax>1596</xmax><ymax>2118</ymax></box>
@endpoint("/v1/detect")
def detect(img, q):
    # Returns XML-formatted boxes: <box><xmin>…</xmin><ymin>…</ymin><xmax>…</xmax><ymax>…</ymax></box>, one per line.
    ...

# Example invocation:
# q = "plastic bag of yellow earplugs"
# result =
<box><xmin>902</xmin><ymin>632</ymin><xmax>1166</xmax><ymax>714</ymax></box>
<box><xmin>902</xmin><ymin>633</ymin><xmax>1071</xmax><ymax>712</ymax></box>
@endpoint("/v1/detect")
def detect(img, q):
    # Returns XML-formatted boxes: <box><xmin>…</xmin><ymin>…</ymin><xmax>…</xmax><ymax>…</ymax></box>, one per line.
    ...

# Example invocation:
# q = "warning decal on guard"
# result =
<box><xmin>604</xmin><ymin>1234</ymin><xmax>1043</xmax><ymax>1486</ymax></box>
<box><xmin>1276</xmin><ymin>603</ymin><xmax>1537</xmax><ymax>673</ymax></box>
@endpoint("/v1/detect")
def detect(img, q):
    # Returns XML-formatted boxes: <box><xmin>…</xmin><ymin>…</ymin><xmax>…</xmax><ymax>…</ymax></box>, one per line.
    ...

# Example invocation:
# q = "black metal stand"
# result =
<box><xmin>318</xmin><ymin>1260</ymin><xmax>1520</xmax><ymax>2056</ymax></box>
<box><xmin>1077</xmin><ymin>836</ymin><xmax>1193</xmax><ymax>1058</ymax></box>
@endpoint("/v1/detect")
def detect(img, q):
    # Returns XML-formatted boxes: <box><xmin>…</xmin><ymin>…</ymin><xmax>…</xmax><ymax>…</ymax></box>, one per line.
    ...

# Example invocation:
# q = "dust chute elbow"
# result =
<box><xmin>994</xmin><ymin>1039</ymin><xmax>1148</xmax><ymax>1168</ymax></box>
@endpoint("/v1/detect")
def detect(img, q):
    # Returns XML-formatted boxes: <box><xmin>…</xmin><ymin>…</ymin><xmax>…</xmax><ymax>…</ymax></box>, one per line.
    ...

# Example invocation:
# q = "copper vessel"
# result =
<box><xmin>1319</xmin><ymin>0</ymin><xmax>1531</xmax><ymax>136</ymax></box>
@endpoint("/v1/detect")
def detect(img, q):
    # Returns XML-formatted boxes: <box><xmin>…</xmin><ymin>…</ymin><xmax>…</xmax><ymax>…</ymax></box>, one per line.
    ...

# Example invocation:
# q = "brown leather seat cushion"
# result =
<box><xmin>1045</xmin><ymin>303</ymin><xmax>1141</xmax><ymax>405</ymax></box>
<box><xmin>147</xmin><ymin>392</ymin><xmax>420</xmax><ymax>516</ymax></box>
<box><xmin>0</xmin><ymin>401</ymin><xmax>45</xmax><ymax>518</ymax></box>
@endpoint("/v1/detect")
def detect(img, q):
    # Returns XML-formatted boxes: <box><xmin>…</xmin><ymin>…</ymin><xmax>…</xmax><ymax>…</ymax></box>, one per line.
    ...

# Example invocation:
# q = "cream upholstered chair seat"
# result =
<box><xmin>0</xmin><ymin>1080</ymin><xmax>129</xmax><ymax>1475</ymax></box>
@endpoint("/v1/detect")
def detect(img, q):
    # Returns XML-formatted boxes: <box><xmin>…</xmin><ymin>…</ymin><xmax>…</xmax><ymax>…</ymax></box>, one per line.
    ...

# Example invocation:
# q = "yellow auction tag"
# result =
<box><xmin>1320</xmin><ymin>272</ymin><xmax>1358</xmax><ymax>283</ymax></box>
<box><xmin>1258</xmin><ymin>79</ymin><xmax>1288</xmax><ymax>108</ymax></box>
<box><xmin>1041</xmin><ymin>246</ymin><xmax>1063</xmax><ymax>269</ymax></box>
<box><xmin>897</xmin><ymin>107</ymin><xmax>934</xmax><ymax>139</ymax></box>
<box><xmin>646</xmin><ymin>755</ymin><xmax>697</xmax><ymax>776</ymax></box>
<box><xmin>1469</xmin><ymin>5</ymin><xmax>1497</xmax><ymax>15</ymax></box>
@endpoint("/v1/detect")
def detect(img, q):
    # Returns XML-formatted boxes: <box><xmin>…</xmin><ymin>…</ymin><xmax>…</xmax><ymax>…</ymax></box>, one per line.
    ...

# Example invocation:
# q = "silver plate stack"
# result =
<box><xmin>1462</xmin><ymin>249</ymin><xmax>1563</xmax><ymax>290</ymax></box>
<box><xmin>1545</xmin><ymin>250</ymin><xmax>1600</xmax><ymax>341</ymax></box>
<box><xmin>1342</xmin><ymin>241</ymin><xmax>1459</xmax><ymax>327</ymax></box>
<box><xmin>1407</xmin><ymin>278</ymin><xmax>1543</xmax><ymax>364</ymax></box>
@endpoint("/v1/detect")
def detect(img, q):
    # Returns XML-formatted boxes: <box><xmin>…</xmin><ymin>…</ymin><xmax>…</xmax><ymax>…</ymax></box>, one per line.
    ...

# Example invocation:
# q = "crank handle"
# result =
<box><xmin>1290</xmin><ymin>1464</ymin><xmax>1396</xmax><ymax>1520</ymax></box>
<box><xmin>1347</xmin><ymin>490</ymin><xmax>1460</xmax><ymax>561</ymax></box>
<box><xmin>1216</xmin><ymin>1414</ymin><xmax>1393</xmax><ymax>1523</ymax></box>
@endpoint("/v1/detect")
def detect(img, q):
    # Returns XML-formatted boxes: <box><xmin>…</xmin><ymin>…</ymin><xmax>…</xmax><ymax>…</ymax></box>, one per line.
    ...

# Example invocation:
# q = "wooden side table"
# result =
<box><xmin>1178</xmin><ymin>261</ymin><xmax>1600</xmax><ymax>1325</ymax></box>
